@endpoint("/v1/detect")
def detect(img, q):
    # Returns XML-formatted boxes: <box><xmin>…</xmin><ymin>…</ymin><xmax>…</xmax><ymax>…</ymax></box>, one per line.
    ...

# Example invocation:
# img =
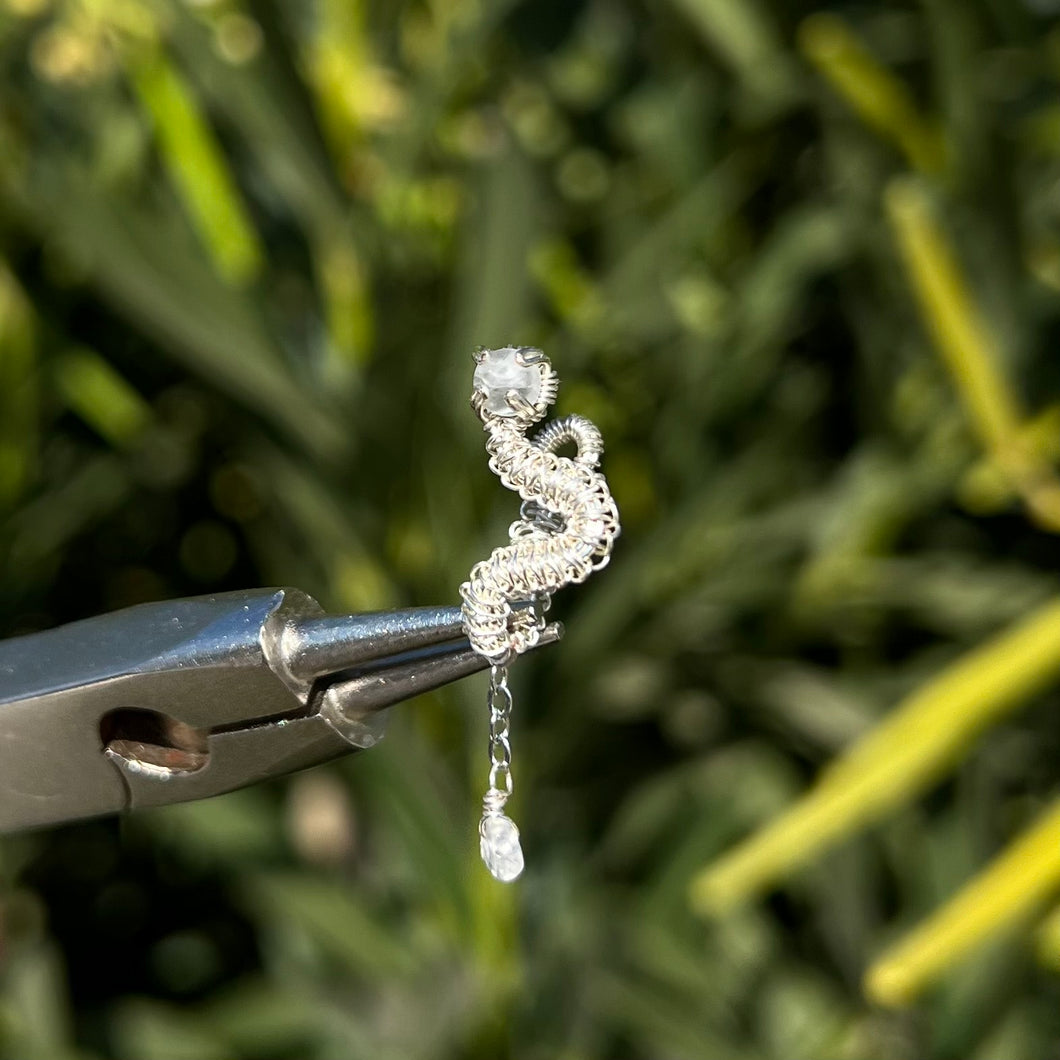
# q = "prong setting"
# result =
<box><xmin>472</xmin><ymin>347</ymin><xmax>554</xmax><ymax>421</ymax></box>
<box><xmin>504</xmin><ymin>389</ymin><xmax>539</xmax><ymax>419</ymax></box>
<box><xmin>514</xmin><ymin>347</ymin><xmax>546</xmax><ymax>366</ymax></box>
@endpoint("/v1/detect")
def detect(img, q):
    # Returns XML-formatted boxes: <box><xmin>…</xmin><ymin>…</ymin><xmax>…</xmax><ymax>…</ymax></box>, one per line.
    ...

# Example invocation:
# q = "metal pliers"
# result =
<box><xmin>0</xmin><ymin>588</ymin><xmax>560</xmax><ymax>833</ymax></box>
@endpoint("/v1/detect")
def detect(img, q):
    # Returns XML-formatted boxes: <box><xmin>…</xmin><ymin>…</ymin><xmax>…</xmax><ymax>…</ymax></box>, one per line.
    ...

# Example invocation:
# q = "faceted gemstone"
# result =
<box><xmin>473</xmin><ymin>347</ymin><xmax>543</xmax><ymax>416</ymax></box>
<box><xmin>479</xmin><ymin>812</ymin><xmax>525</xmax><ymax>881</ymax></box>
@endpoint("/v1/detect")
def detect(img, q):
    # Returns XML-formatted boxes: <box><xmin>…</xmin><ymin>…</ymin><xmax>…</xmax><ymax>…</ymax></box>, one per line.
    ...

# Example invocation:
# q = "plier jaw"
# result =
<box><xmin>0</xmin><ymin>588</ymin><xmax>560</xmax><ymax>832</ymax></box>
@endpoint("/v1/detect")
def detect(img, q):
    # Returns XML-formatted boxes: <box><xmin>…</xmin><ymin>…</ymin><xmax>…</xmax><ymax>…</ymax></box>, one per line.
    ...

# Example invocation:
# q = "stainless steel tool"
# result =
<box><xmin>0</xmin><ymin>587</ymin><xmax>560</xmax><ymax>832</ymax></box>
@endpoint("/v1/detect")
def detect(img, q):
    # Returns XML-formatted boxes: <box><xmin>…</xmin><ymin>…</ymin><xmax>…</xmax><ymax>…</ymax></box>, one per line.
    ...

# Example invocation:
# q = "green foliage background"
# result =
<box><xmin>3</xmin><ymin>0</ymin><xmax>1060</xmax><ymax>1056</ymax></box>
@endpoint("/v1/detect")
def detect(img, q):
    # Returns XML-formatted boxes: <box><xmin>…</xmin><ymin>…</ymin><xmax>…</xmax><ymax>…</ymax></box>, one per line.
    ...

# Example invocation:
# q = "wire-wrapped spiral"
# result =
<box><xmin>460</xmin><ymin>353</ymin><xmax>620</xmax><ymax>663</ymax></box>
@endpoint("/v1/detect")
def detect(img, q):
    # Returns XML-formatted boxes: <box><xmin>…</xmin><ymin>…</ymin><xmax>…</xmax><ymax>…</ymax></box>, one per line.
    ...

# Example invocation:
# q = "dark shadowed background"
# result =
<box><xmin>4</xmin><ymin>0</ymin><xmax>1060</xmax><ymax>1056</ymax></box>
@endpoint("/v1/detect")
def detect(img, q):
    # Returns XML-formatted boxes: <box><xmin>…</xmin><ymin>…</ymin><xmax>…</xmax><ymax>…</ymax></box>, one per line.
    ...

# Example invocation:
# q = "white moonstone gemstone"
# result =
<box><xmin>480</xmin><ymin>812</ymin><xmax>525</xmax><ymax>881</ymax></box>
<box><xmin>473</xmin><ymin>347</ymin><xmax>543</xmax><ymax>416</ymax></box>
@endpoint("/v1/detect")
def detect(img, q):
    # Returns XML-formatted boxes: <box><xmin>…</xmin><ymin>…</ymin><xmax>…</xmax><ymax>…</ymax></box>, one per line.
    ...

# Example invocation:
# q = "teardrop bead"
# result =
<box><xmin>479</xmin><ymin>812</ymin><xmax>524</xmax><ymax>882</ymax></box>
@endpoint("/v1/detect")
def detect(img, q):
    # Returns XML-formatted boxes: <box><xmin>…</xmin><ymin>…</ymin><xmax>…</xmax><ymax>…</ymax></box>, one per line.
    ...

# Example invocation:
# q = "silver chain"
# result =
<box><xmin>486</xmin><ymin>664</ymin><xmax>513</xmax><ymax>796</ymax></box>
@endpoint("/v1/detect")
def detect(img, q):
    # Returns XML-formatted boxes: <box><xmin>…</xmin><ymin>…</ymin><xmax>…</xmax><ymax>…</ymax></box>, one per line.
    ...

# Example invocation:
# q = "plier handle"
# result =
<box><xmin>0</xmin><ymin>588</ymin><xmax>560</xmax><ymax>831</ymax></box>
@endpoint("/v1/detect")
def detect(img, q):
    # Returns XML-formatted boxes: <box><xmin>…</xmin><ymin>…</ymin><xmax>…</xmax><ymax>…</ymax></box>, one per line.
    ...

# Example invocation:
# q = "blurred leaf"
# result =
<box><xmin>110</xmin><ymin>1000</ymin><xmax>228</xmax><ymax>1060</ymax></box>
<box><xmin>52</xmin><ymin>347</ymin><xmax>152</xmax><ymax>448</ymax></box>
<box><xmin>799</xmin><ymin>13</ymin><xmax>945</xmax><ymax>174</ymax></box>
<box><xmin>240</xmin><ymin>871</ymin><xmax>422</xmax><ymax>979</ymax></box>
<box><xmin>0</xmin><ymin>263</ymin><xmax>37</xmax><ymax>507</ymax></box>
<box><xmin>136</xmin><ymin>788</ymin><xmax>282</xmax><ymax>867</ymax></box>
<box><xmin>667</xmin><ymin>0</ymin><xmax>798</xmax><ymax>107</ymax></box>
<box><xmin>886</xmin><ymin>177</ymin><xmax>1060</xmax><ymax>530</ymax></box>
<box><xmin>128</xmin><ymin>50</ymin><xmax>263</xmax><ymax>285</ymax></box>
<box><xmin>1</xmin><ymin>943</ymin><xmax>74</xmax><ymax>1059</ymax></box>
<box><xmin>866</xmin><ymin>799</ymin><xmax>1060</xmax><ymax>1006</ymax></box>
<box><xmin>693</xmin><ymin>597</ymin><xmax>1060</xmax><ymax>914</ymax></box>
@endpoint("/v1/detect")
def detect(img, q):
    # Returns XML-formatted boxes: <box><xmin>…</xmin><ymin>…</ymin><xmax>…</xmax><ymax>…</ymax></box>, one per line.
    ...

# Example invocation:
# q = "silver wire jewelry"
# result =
<box><xmin>460</xmin><ymin>346</ymin><xmax>620</xmax><ymax>881</ymax></box>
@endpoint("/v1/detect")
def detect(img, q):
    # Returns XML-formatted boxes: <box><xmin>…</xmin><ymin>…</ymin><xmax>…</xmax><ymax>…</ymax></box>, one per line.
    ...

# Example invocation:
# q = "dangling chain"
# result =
<box><xmin>460</xmin><ymin>346</ymin><xmax>620</xmax><ymax>882</ymax></box>
<box><xmin>486</xmin><ymin>664</ymin><xmax>513</xmax><ymax>798</ymax></box>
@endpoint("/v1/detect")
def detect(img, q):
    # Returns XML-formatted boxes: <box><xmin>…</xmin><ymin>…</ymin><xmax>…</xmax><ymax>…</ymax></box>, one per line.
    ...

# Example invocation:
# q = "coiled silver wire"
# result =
<box><xmin>461</xmin><ymin>408</ymin><xmax>620</xmax><ymax>662</ymax></box>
